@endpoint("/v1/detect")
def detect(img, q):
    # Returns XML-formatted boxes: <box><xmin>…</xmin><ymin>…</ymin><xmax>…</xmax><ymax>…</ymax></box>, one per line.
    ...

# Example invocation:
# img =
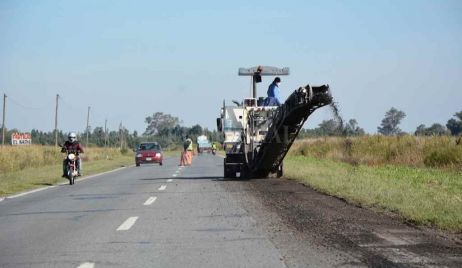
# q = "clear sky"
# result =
<box><xmin>1</xmin><ymin>0</ymin><xmax>461</xmax><ymax>134</ymax></box>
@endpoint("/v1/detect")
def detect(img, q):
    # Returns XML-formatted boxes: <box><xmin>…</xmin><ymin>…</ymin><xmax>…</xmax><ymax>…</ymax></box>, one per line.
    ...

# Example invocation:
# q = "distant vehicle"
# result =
<box><xmin>135</xmin><ymin>142</ymin><xmax>163</xmax><ymax>166</ymax></box>
<box><xmin>197</xmin><ymin>135</ymin><xmax>212</xmax><ymax>154</ymax></box>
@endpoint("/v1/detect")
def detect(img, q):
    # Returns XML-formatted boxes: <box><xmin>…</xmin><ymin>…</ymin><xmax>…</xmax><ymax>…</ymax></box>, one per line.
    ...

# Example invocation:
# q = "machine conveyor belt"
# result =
<box><xmin>249</xmin><ymin>85</ymin><xmax>333</xmax><ymax>178</ymax></box>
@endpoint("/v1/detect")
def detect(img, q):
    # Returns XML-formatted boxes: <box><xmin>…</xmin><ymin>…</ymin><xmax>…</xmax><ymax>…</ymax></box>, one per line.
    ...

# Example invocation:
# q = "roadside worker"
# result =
<box><xmin>264</xmin><ymin>77</ymin><xmax>282</xmax><ymax>106</ymax></box>
<box><xmin>185</xmin><ymin>136</ymin><xmax>193</xmax><ymax>165</ymax></box>
<box><xmin>61</xmin><ymin>132</ymin><xmax>84</xmax><ymax>177</ymax></box>
<box><xmin>180</xmin><ymin>136</ymin><xmax>193</xmax><ymax>166</ymax></box>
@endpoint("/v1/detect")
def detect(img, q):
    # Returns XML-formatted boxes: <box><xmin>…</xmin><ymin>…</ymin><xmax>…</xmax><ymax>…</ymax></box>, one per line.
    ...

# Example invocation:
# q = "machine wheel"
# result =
<box><xmin>136</xmin><ymin>163</ymin><xmax>140</xmax><ymax>167</ymax></box>
<box><xmin>276</xmin><ymin>163</ymin><xmax>283</xmax><ymax>178</ymax></box>
<box><xmin>159</xmin><ymin>162</ymin><xmax>163</xmax><ymax>166</ymax></box>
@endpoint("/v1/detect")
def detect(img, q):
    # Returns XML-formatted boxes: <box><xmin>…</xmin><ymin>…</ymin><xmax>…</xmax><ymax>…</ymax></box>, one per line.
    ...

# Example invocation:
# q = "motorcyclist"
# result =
<box><xmin>61</xmin><ymin>132</ymin><xmax>84</xmax><ymax>177</ymax></box>
<box><xmin>212</xmin><ymin>143</ymin><xmax>217</xmax><ymax>154</ymax></box>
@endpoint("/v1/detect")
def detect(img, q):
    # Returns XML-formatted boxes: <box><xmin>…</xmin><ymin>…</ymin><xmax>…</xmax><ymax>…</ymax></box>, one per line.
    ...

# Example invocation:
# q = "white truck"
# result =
<box><xmin>197</xmin><ymin>135</ymin><xmax>212</xmax><ymax>154</ymax></box>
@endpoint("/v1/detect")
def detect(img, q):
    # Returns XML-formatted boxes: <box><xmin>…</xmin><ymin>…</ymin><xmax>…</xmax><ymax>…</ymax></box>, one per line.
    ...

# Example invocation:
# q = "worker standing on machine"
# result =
<box><xmin>264</xmin><ymin>77</ymin><xmax>282</xmax><ymax>106</ymax></box>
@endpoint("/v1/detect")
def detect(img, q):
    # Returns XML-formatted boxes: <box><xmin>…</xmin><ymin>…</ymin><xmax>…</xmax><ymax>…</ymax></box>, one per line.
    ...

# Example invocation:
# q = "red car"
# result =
<box><xmin>135</xmin><ymin>142</ymin><xmax>163</xmax><ymax>166</ymax></box>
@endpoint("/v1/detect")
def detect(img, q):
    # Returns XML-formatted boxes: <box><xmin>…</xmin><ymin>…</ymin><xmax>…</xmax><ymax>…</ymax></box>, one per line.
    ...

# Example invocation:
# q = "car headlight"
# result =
<box><xmin>136</xmin><ymin>154</ymin><xmax>143</xmax><ymax>158</ymax></box>
<box><xmin>156</xmin><ymin>153</ymin><xmax>161</xmax><ymax>157</ymax></box>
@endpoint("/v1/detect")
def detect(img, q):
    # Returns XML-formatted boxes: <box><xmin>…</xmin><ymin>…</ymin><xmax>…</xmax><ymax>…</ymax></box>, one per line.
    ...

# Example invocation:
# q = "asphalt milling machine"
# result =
<box><xmin>217</xmin><ymin>66</ymin><xmax>333</xmax><ymax>179</ymax></box>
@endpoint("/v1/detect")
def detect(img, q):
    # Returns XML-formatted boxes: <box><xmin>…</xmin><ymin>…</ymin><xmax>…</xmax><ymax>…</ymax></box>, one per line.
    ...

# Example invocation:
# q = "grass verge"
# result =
<box><xmin>0</xmin><ymin>155</ymin><xmax>133</xmax><ymax>197</ymax></box>
<box><xmin>284</xmin><ymin>156</ymin><xmax>462</xmax><ymax>232</ymax></box>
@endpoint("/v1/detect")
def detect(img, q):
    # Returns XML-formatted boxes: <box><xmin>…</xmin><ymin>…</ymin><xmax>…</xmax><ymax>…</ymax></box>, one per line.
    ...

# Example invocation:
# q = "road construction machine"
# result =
<box><xmin>217</xmin><ymin>66</ymin><xmax>333</xmax><ymax>178</ymax></box>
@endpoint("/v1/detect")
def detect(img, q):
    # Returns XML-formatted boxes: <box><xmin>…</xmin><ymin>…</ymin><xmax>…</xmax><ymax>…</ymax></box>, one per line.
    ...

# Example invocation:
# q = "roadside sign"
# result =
<box><xmin>11</xmin><ymin>133</ymin><xmax>32</xmax><ymax>145</ymax></box>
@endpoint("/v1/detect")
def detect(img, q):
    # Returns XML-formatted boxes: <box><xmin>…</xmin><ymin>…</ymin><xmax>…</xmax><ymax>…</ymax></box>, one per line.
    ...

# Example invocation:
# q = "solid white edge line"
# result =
<box><xmin>2</xmin><ymin>166</ymin><xmax>130</xmax><ymax>201</ymax></box>
<box><xmin>6</xmin><ymin>186</ymin><xmax>57</xmax><ymax>199</ymax></box>
<box><xmin>158</xmin><ymin>185</ymin><xmax>167</xmax><ymax>191</ymax></box>
<box><xmin>77</xmin><ymin>262</ymin><xmax>95</xmax><ymax>268</ymax></box>
<box><xmin>117</xmin><ymin>216</ymin><xmax>139</xmax><ymax>231</ymax></box>
<box><xmin>143</xmin><ymin>196</ymin><xmax>157</xmax><ymax>206</ymax></box>
<box><xmin>167</xmin><ymin>179</ymin><xmax>173</xmax><ymax>182</ymax></box>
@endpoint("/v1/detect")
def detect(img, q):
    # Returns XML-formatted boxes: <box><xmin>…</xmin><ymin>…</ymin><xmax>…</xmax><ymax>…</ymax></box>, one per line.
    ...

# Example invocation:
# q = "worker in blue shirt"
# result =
<box><xmin>264</xmin><ymin>77</ymin><xmax>282</xmax><ymax>106</ymax></box>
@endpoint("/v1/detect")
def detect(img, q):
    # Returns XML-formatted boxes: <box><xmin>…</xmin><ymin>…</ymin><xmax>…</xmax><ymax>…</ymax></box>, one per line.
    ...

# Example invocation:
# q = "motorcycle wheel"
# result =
<box><xmin>68</xmin><ymin>170</ymin><xmax>74</xmax><ymax>185</ymax></box>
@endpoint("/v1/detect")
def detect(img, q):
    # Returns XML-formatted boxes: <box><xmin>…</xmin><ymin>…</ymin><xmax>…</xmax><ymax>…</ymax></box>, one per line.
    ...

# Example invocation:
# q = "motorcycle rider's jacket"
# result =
<box><xmin>61</xmin><ymin>141</ymin><xmax>84</xmax><ymax>155</ymax></box>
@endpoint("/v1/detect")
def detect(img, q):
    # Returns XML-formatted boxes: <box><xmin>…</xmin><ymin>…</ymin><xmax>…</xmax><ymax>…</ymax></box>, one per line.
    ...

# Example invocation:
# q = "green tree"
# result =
<box><xmin>344</xmin><ymin>119</ymin><xmax>365</xmax><ymax>136</ymax></box>
<box><xmin>415</xmin><ymin>123</ymin><xmax>448</xmax><ymax>136</ymax></box>
<box><xmin>92</xmin><ymin>127</ymin><xmax>105</xmax><ymax>146</ymax></box>
<box><xmin>446</xmin><ymin>111</ymin><xmax>462</xmax><ymax>136</ymax></box>
<box><xmin>144</xmin><ymin>112</ymin><xmax>180</xmax><ymax>136</ymax></box>
<box><xmin>377</xmin><ymin>107</ymin><xmax>406</xmax><ymax>136</ymax></box>
<box><xmin>317</xmin><ymin>119</ymin><xmax>341</xmax><ymax>136</ymax></box>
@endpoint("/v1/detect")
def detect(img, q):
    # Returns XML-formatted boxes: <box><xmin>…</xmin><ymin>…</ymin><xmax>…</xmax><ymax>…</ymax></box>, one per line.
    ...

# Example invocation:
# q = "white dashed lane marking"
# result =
<box><xmin>172</xmin><ymin>174</ymin><xmax>177</xmax><ymax>177</ymax></box>
<box><xmin>117</xmin><ymin>217</ymin><xmax>138</xmax><ymax>231</ymax></box>
<box><xmin>167</xmin><ymin>179</ymin><xmax>173</xmax><ymax>182</ymax></box>
<box><xmin>143</xmin><ymin>196</ymin><xmax>157</xmax><ymax>206</ymax></box>
<box><xmin>158</xmin><ymin>185</ymin><xmax>167</xmax><ymax>191</ymax></box>
<box><xmin>77</xmin><ymin>262</ymin><xmax>95</xmax><ymax>268</ymax></box>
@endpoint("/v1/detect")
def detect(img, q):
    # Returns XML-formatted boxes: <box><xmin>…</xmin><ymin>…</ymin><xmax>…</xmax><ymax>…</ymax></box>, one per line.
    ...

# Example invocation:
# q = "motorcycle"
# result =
<box><xmin>60</xmin><ymin>146</ymin><xmax>80</xmax><ymax>185</ymax></box>
<box><xmin>212</xmin><ymin>148</ymin><xmax>216</xmax><ymax>155</ymax></box>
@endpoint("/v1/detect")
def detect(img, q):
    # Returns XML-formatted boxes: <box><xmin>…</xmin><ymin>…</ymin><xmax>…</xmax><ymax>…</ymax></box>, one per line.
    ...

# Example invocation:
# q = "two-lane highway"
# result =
<box><xmin>1</xmin><ymin>155</ymin><xmax>327</xmax><ymax>268</ymax></box>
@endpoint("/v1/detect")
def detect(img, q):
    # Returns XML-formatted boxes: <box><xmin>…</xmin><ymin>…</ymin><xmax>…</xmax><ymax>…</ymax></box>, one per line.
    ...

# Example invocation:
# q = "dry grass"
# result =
<box><xmin>289</xmin><ymin>135</ymin><xmax>462</xmax><ymax>170</ymax></box>
<box><xmin>0</xmin><ymin>145</ymin><xmax>129</xmax><ymax>174</ymax></box>
<box><xmin>0</xmin><ymin>145</ymin><xmax>134</xmax><ymax>196</ymax></box>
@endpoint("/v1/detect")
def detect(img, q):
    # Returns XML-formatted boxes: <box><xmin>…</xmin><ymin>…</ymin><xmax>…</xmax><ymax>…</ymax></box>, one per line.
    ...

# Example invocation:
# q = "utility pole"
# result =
<box><xmin>86</xmin><ymin>106</ymin><xmax>90</xmax><ymax>146</ymax></box>
<box><xmin>119</xmin><ymin>121</ymin><xmax>124</xmax><ymax>150</ymax></box>
<box><xmin>54</xmin><ymin>94</ymin><xmax>59</xmax><ymax>147</ymax></box>
<box><xmin>2</xmin><ymin>94</ymin><xmax>6</xmax><ymax>146</ymax></box>
<box><xmin>104</xmin><ymin>119</ymin><xmax>108</xmax><ymax>148</ymax></box>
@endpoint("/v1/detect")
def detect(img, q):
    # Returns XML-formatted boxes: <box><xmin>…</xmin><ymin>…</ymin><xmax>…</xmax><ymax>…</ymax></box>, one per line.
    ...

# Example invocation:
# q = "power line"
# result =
<box><xmin>7</xmin><ymin>95</ymin><xmax>50</xmax><ymax>110</ymax></box>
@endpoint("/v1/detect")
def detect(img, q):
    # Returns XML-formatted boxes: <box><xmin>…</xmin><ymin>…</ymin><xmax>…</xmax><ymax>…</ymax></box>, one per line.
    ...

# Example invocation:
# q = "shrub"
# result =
<box><xmin>424</xmin><ymin>148</ymin><xmax>462</xmax><ymax>168</ymax></box>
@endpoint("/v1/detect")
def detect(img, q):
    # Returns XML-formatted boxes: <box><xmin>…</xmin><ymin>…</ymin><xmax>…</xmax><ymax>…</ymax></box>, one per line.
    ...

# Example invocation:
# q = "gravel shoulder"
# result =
<box><xmin>228</xmin><ymin>176</ymin><xmax>462</xmax><ymax>267</ymax></box>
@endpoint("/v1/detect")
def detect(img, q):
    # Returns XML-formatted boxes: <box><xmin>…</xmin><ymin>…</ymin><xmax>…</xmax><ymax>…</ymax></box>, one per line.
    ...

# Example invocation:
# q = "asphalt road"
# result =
<box><xmin>1</xmin><ymin>154</ymin><xmax>460</xmax><ymax>268</ymax></box>
<box><xmin>0</xmin><ymin>155</ymin><xmax>323</xmax><ymax>268</ymax></box>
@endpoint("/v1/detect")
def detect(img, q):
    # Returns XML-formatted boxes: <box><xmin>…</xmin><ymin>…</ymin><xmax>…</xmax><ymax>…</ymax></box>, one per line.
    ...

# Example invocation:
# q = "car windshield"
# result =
<box><xmin>139</xmin><ymin>143</ymin><xmax>160</xmax><ymax>151</ymax></box>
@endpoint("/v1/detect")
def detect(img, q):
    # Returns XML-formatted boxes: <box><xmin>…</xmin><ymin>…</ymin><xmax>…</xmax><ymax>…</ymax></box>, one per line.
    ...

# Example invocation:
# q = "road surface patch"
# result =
<box><xmin>117</xmin><ymin>216</ymin><xmax>138</xmax><ymax>231</ymax></box>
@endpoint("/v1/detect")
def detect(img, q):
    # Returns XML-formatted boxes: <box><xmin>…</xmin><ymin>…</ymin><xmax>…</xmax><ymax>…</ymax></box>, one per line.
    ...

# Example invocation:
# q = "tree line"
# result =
<box><xmin>0</xmin><ymin>112</ymin><xmax>219</xmax><ymax>149</ymax></box>
<box><xmin>2</xmin><ymin>109</ymin><xmax>461</xmax><ymax>147</ymax></box>
<box><xmin>299</xmin><ymin>108</ymin><xmax>462</xmax><ymax>138</ymax></box>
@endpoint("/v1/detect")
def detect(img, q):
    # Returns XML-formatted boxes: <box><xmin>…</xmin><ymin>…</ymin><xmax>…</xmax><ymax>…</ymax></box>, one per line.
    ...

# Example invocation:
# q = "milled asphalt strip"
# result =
<box><xmin>1</xmin><ymin>166</ymin><xmax>130</xmax><ymax>202</ymax></box>
<box><xmin>158</xmin><ymin>185</ymin><xmax>167</xmax><ymax>191</ymax></box>
<box><xmin>77</xmin><ymin>262</ymin><xmax>95</xmax><ymax>268</ymax></box>
<box><xmin>143</xmin><ymin>196</ymin><xmax>157</xmax><ymax>206</ymax></box>
<box><xmin>117</xmin><ymin>216</ymin><xmax>139</xmax><ymax>231</ymax></box>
